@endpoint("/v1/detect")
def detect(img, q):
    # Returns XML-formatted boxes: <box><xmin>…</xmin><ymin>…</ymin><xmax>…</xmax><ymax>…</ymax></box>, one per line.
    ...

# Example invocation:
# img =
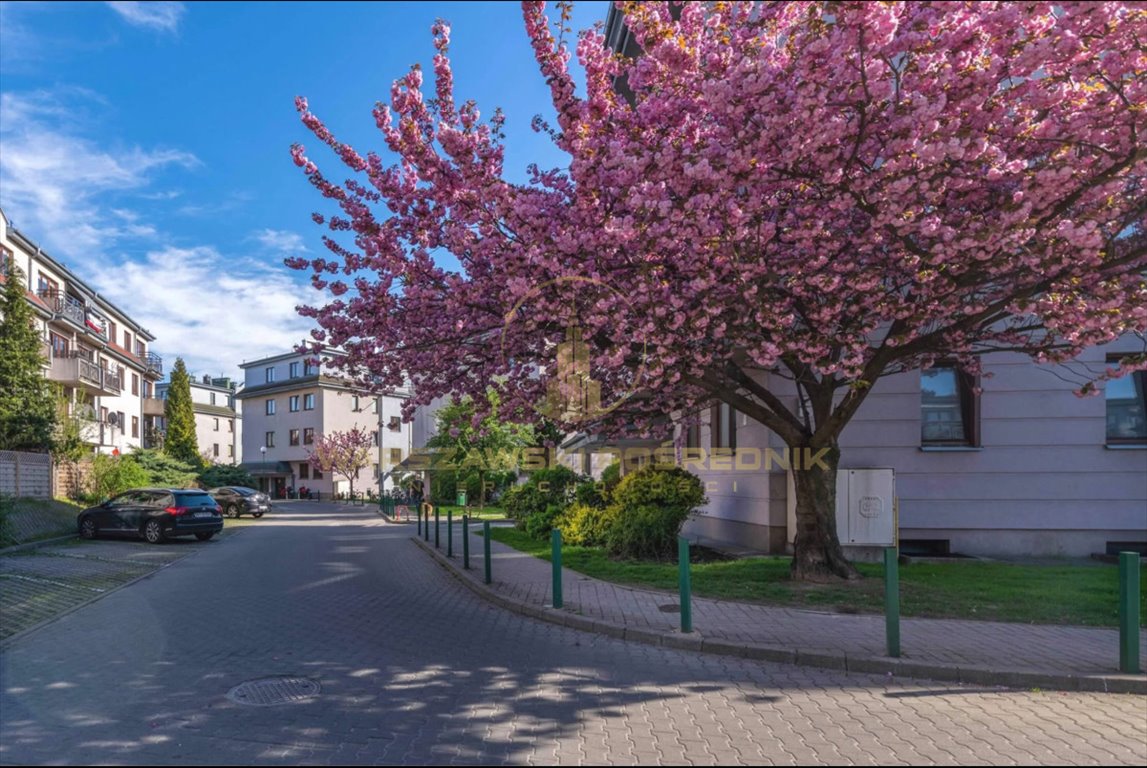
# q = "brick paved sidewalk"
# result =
<box><xmin>412</xmin><ymin>524</ymin><xmax>1147</xmax><ymax>694</ymax></box>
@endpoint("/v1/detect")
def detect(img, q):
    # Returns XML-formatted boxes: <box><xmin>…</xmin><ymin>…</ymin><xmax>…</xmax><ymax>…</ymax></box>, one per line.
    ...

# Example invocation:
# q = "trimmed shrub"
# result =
<box><xmin>522</xmin><ymin>503</ymin><xmax>566</xmax><ymax>540</ymax></box>
<box><xmin>573</xmin><ymin>478</ymin><xmax>606</xmax><ymax>509</ymax></box>
<box><xmin>555</xmin><ymin>502</ymin><xmax>620</xmax><ymax>547</ymax></box>
<box><xmin>128</xmin><ymin>448</ymin><xmax>199</xmax><ymax>488</ymax></box>
<box><xmin>506</xmin><ymin>464</ymin><xmax>584</xmax><ymax>538</ymax></box>
<box><xmin>600</xmin><ymin>461</ymin><xmax>621</xmax><ymax>494</ymax></box>
<box><xmin>198</xmin><ymin>463</ymin><xmax>257</xmax><ymax>490</ymax></box>
<box><xmin>604</xmin><ymin>466</ymin><xmax>707</xmax><ymax>560</ymax></box>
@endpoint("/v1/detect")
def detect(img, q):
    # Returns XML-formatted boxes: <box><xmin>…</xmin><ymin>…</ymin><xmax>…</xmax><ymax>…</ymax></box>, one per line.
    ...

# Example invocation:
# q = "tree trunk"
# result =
<box><xmin>790</xmin><ymin>444</ymin><xmax>860</xmax><ymax>581</ymax></box>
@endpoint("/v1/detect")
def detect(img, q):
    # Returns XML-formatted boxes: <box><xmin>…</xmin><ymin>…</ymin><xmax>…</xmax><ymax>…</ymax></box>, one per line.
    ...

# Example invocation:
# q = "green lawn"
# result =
<box><xmin>431</xmin><ymin>504</ymin><xmax>508</xmax><ymax>520</ymax></box>
<box><xmin>487</xmin><ymin>527</ymin><xmax>1146</xmax><ymax>627</ymax></box>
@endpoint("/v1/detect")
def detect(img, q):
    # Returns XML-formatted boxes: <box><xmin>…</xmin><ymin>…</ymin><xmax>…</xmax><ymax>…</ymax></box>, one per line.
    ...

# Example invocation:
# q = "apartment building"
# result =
<box><xmin>0</xmin><ymin>208</ymin><xmax>162</xmax><ymax>455</ymax></box>
<box><xmin>237</xmin><ymin>349</ymin><xmax>414</xmax><ymax>498</ymax></box>
<box><xmin>156</xmin><ymin>375</ymin><xmax>243</xmax><ymax>465</ymax></box>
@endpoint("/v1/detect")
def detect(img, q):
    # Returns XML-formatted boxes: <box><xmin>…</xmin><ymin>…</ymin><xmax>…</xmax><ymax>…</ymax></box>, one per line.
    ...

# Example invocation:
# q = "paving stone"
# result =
<box><xmin>1</xmin><ymin>501</ymin><xmax>1144</xmax><ymax>765</ymax></box>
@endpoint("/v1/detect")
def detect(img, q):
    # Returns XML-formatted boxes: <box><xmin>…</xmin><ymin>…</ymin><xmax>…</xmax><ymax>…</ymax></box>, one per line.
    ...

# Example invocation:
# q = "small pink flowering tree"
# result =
<box><xmin>307</xmin><ymin>427</ymin><xmax>374</xmax><ymax>498</ymax></box>
<box><xmin>289</xmin><ymin>2</ymin><xmax>1147</xmax><ymax>580</ymax></box>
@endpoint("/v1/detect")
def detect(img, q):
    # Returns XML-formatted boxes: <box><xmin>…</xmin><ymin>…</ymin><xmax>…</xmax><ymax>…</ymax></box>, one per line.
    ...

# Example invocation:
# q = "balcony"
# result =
<box><xmin>38</xmin><ymin>289</ymin><xmax>108</xmax><ymax>340</ymax></box>
<box><xmin>143</xmin><ymin>397</ymin><xmax>165</xmax><ymax>417</ymax></box>
<box><xmin>142</xmin><ymin>351</ymin><xmax>163</xmax><ymax>379</ymax></box>
<box><xmin>48</xmin><ymin>352</ymin><xmax>121</xmax><ymax>396</ymax></box>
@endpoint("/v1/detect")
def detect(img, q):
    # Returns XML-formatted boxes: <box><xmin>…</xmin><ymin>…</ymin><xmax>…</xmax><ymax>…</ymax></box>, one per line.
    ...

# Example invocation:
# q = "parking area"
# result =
<box><xmin>0</xmin><ymin>521</ymin><xmax>253</xmax><ymax>644</ymax></box>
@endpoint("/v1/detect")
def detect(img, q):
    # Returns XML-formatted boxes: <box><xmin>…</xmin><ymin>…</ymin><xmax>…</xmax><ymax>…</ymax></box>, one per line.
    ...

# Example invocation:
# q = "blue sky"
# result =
<box><xmin>0</xmin><ymin>0</ymin><xmax>607</xmax><ymax>379</ymax></box>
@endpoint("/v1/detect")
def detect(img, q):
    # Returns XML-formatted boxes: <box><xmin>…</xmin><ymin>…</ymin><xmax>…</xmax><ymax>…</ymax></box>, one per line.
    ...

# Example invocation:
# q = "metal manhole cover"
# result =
<box><xmin>658</xmin><ymin>603</ymin><xmax>680</xmax><ymax>613</ymax></box>
<box><xmin>227</xmin><ymin>676</ymin><xmax>321</xmax><ymax>706</ymax></box>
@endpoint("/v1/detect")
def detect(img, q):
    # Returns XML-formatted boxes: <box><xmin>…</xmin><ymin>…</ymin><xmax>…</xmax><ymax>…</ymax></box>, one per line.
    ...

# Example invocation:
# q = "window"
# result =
<box><xmin>37</xmin><ymin>274</ymin><xmax>58</xmax><ymax>296</ymax></box>
<box><xmin>210</xmin><ymin>392</ymin><xmax>217</xmax><ymax>405</ymax></box>
<box><xmin>289</xmin><ymin>429</ymin><xmax>300</xmax><ymax>446</ymax></box>
<box><xmin>352</xmin><ymin>395</ymin><xmax>360</xmax><ymax>411</ymax></box>
<box><xmin>265</xmin><ymin>399</ymin><xmax>276</xmax><ymax>415</ymax></box>
<box><xmin>132</xmin><ymin>373</ymin><xmax>139</xmax><ymax>396</ymax></box>
<box><xmin>214</xmin><ymin>418</ymin><xmax>220</xmax><ymax>432</ymax></box>
<box><xmin>303</xmin><ymin>428</ymin><xmax>315</xmax><ymax>445</ymax></box>
<box><xmin>118</xmin><ymin>411</ymin><xmax>125</xmax><ymax>432</ymax></box>
<box><xmin>265</xmin><ymin>366</ymin><xmax>275</xmax><ymax>383</ymax></box>
<box><xmin>132</xmin><ymin>416</ymin><xmax>139</xmax><ymax>438</ymax></box>
<box><xmin>299</xmin><ymin>463</ymin><xmax>310</xmax><ymax>480</ymax></box>
<box><xmin>124</xmin><ymin>331</ymin><xmax>132</xmax><ymax>351</ymax></box>
<box><xmin>143</xmin><ymin>380</ymin><xmax>152</xmax><ymax>398</ymax></box>
<box><xmin>213</xmin><ymin>443</ymin><xmax>219</xmax><ymax>457</ymax></box>
<box><xmin>228</xmin><ymin>420</ymin><xmax>233</xmax><ymax>432</ymax></box>
<box><xmin>371</xmin><ymin>398</ymin><xmax>378</xmax><ymax>414</ymax></box>
<box><xmin>117</xmin><ymin>366</ymin><xmax>125</xmax><ymax>386</ymax></box>
<box><xmin>228</xmin><ymin>445</ymin><xmax>234</xmax><ymax>457</ymax></box>
<box><xmin>100</xmin><ymin>406</ymin><xmax>108</xmax><ymax>425</ymax></box>
<box><xmin>921</xmin><ymin>365</ymin><xmax>980</xmax><ymax>445</ymax></box>
<box><xmin>372</xmin><ymin>463</ymin><xmax>380</xmax><ymax>478</ymax></box>
<box><xmin>289</xmin><ymin>362</ymin><xmax>300</xmax><ymax>378</ymax></box>
<box><xmin>303</xmin><ymin>394</ymin><xmax>315</xmax><ymax>410</ymax></box>
<box><xmin>389</xmin><ymin>448</ymin><xmax>402</xmax><ymax>464</ymax></box>
<box><xmin>710</xmin><ymin>403</ymin><xmax>736</xmax><ymax>451</ymax></box>
<box><xmin>304</xmin><ymin>361</ymin><xmax>319</xmax><ymax>376</ymax></box>
<box><xmin>388</xmin><ymin>416</ymin><xmax>402</xmax><ymax>431</ymax></box>
<box><xmin>109</xmin><ymin>322</ymin><xmax>117</xmax><ymax>344</ymax></box>
<box><xmin>313</xmin><ymin>468</ymin><xmax>323</xmax><ymax>480</ymax></box>
<box><xmin>49</xmin><ymin>332</ymin><xmax>69</xmax><ymax>358</ymax></box>
<box><xmin>265</xmin><ymin>431</ymin><xmax>275</xmax><ymax>448</ymax></box>
<box><xmin>371</xmin><ymin>431</ymin><xmax>379</xmax><ymax>447</ymax></box>
<box><xmin>1106</xmin><ymin>360</ymin><xmax>1147</xmax><ymax>444</ymax></box>
<box><xmin>289</xmin><ymin>395</ymin><xmax>300</xmax><ymax>412</ymax></box>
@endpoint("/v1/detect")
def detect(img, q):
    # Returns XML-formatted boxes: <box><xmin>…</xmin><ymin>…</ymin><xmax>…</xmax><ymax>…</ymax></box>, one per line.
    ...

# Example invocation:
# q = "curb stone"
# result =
<box><xmin>411</xmin><ymin>535</ymin><xmax>1146</xmax><ymax>695</ymax></box>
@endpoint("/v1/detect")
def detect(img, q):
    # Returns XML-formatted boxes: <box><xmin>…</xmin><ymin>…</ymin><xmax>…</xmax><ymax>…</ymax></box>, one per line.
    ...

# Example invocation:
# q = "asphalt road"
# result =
<box><xmin>1</xmin><ymin>502</ymin><xmax>1144</xmax><ymax>765</ymax></box>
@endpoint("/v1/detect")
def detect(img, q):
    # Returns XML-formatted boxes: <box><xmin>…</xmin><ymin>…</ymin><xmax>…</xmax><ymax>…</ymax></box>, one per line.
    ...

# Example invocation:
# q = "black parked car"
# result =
<box><xmin>208</xmin><ymin>486</ymin><xmax>271</xmax><ymax>518</ymax></box>
<box><xmin>78</xmin><ymin>488</ymin><xmax>224</xmax><ymax>544</ymax></box>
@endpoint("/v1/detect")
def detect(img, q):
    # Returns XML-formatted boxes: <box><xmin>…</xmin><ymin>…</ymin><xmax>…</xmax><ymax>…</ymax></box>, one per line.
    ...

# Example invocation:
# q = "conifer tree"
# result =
<box><xmin>0</xmin><ymin>265</ymin><xmax>57</xmax><ymax>451</ymax></box>
<box><xmin>163</xmin><ymin>358</ymin><xmax>200</xmax><ymax>467</ymax></box>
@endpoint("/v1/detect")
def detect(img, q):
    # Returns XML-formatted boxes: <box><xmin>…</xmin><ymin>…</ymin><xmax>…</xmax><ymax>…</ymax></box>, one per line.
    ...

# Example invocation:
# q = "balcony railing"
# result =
<box><xmin>47</xmin><ymin>352</ymin><xmax>121</xmax><ymax>396</ymax></box>
<box><xmin>142</xmin><ymin>397</ymin><xmax>165</xmax><ymax>417</ymax></box>
<box><xmin>142</xmin><ymin>352</ymin><xmax>163</xmax><ymax>378</ymax></box>
<box><xmin>38</xmin><ymin>289</ymin><xmax>107</xmax><ymax>340</ymax></box>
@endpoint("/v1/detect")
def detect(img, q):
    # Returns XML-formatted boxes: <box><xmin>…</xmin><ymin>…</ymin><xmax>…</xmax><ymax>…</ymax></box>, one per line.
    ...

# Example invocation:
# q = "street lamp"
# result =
<box><xmin>260</xmin><ymin>446</ymin><xmax>267</xmax><ymax>493</ymax></box>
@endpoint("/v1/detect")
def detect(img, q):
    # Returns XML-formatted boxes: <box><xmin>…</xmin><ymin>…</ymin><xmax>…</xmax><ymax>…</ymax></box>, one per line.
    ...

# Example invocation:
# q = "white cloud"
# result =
<box><xmin>254</xmin><ymin>228</ymin><xmax>308</xmax><ymax>253</ymax></box>
<box><xmin>0</xmin><ymin>89</ymin><xmax>198</xmax><ymax>256</ymax></box>
<box><xmin>91</xmin><ymin>245</ymin><xmax>315</xmax><ymax>377</ymax></box>
<box><xmin>106</xmin><ymin>1</ymin><xmax>185</xmax><ymax>32</ymax></box>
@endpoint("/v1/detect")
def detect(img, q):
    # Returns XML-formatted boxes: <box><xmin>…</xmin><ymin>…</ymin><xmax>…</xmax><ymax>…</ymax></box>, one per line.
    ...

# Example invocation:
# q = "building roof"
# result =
<box><xmin>2</xmin><ymin>209</ymin><xmax>156</xmax><ymax>342</ymax></box>
<box><xmin>240</xmin><ymin>348</ymin><xmax>346</xmax><ymax>368</ymax></box>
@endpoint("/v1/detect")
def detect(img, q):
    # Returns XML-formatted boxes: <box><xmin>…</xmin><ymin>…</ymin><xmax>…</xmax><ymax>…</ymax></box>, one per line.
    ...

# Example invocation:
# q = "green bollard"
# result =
<box><xmin>447</xmin><ymin>510</ymin><xmax>454</xmax><ymax>557</ymax></box>
<box><xmin>1119</xmin><ymin>551</ymin><xmax>1141</xmax><ymax>673</ymax></box>
<box><xmin>483</xmin><ymin>520</ymin><xmax>492</xmax><ymax>584</ymax></box>
<box><xmin>434</xmin><ymin>507</ymin><xmax>440</xmax><ymax>549</ymax></box>
<box><xmin>417</xmin><ymin>503</ymin><xmax>422</xmax><ymax>536</ymax></box>
<box><xmin>551</xmin><ymin>529</ymin><xmax>563</xmax><ymax>609</ymax></box>
<box><xmin>463</xmin><ymin>515</ymin><xmax>471</xmax><ymax>569</ymax></box>
<box><xmin>885</xmin><ymin>546</ymin><xmax>901</xmax><ymax>658</ymax></box>
<box><xmin>678</xmin><ymin>536</ymin><xmax>692</xmax><ymax>633</ymax></box>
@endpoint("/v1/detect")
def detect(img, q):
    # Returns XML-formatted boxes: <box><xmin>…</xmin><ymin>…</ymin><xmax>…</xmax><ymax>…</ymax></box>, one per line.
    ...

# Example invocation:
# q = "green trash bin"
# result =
<box><xmin>456</xmin><ymin>490</ymin><xmax>467</xmax><ymax>507</ymax></box>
